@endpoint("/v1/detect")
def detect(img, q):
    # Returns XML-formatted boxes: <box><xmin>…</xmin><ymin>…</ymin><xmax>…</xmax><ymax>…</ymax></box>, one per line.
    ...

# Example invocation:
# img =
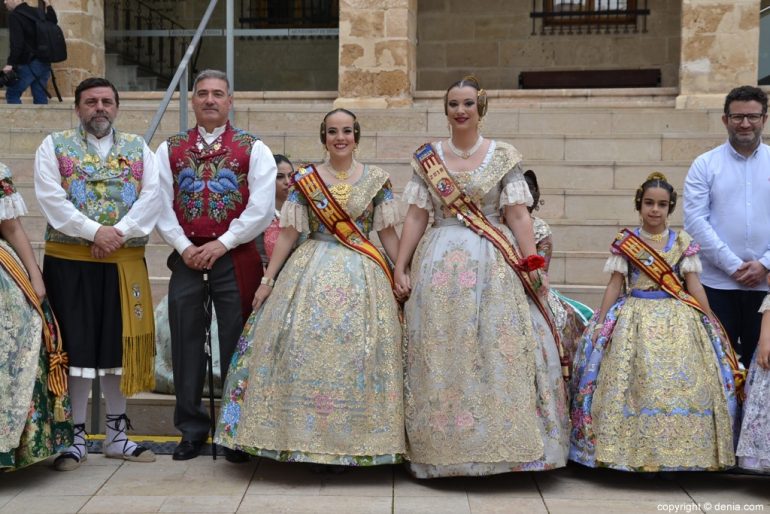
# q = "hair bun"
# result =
<box><xmin>645</xmin><ymin>171</ymin><xmax>668</xmax><ymax>182</ymax></box>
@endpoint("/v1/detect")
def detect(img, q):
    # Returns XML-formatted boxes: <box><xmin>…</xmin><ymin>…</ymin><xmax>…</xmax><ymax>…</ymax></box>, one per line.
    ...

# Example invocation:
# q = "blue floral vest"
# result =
<box><xmin>46</xmin><ymin>128</ymin><xmax>148</xmax><ymax>247</ymax></box>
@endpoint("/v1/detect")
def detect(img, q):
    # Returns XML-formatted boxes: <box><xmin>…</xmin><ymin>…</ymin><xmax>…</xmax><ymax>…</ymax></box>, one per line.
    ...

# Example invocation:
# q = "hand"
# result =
<box><xmin>193</xmin><ymin>240</ymin><xmax>227</xmax><ymax>270</ymax></box>
<box><xmin>181</xmin><ymin>245</ymin><xmax>203</xmax><ymax>270</ymax></box>
<box><xmin>590</xmin><ymin>321</ymin><xmax>605</xmax><ymax>345</ymax></box>
<box><xmin>731</xmin><ymin>261</ymin><xmax>768</xmax><ymax>288</ymax></box>
<box><xmin>2</xmin><ymin>65</ymin><xmax>12</xmax><ymax>73</ymax></box>
<box><xmin>30</xmin><ymin>274</ymin><xmax>46</xmax><ymax>300</ymax></box>
<box><xmin>394</xmin><ymin>267</ymin><xmax>411</xmax><ymax>301</ymax></box>
<box><xmin>252</xmin><ymin>283</ymin><xmax>273</xmax><ymax>310</ymax></box>
<box><xmin>756</xmin><ymin>338</ymin><xmax>770</xmax><ymax>370</ymax></box>
<box><xmin>529</xmin><ymin>270</ymin><xmax>548</xmax><ymax>296</ymax></box>
<box><xmin>93</xmin><ymin>226</ymin><xmax>124</xmax><ymax>255</ymax></box>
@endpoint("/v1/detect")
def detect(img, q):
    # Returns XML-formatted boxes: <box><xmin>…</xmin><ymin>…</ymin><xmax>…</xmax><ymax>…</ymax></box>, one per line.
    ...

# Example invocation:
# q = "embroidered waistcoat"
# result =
<box><xmin>167</xmin><ymin>123</ymin><xmax>256</xmax><ymax>240</ymax></box>
<box><xmin>46</xmin><ymin>128</ymin><xmax>148</xmax><ymax>247</ymax></box>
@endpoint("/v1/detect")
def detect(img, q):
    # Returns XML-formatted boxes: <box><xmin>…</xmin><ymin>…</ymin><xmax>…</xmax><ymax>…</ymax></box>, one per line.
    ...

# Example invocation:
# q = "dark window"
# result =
<box><xmin>240</xmin><ymin>0</ymin><xmax>338</xmax><ymax>28</ymax></box>
<box><xmin>531</xmin><ymin>0</ymin><xmax>649</xmax><ymax>35</ymax></box>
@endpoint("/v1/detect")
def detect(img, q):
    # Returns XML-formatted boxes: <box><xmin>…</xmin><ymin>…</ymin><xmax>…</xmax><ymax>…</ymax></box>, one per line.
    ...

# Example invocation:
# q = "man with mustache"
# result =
<box><xmin>156</xmin><ymin>69</ymin><xmax>275</xmax><ymax>462</ymax></box>
<box><xmin>34</xmin><ymin>77</ymin><xmax>160</xmax><ymax>470</ymax></box>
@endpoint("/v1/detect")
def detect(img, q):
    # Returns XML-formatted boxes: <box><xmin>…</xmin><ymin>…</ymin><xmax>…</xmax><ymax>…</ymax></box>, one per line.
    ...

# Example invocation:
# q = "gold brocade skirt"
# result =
<box><xmin>215</xmin><ymin>239</ymin><xmax>405</xmax><ymax>463</ymax></box>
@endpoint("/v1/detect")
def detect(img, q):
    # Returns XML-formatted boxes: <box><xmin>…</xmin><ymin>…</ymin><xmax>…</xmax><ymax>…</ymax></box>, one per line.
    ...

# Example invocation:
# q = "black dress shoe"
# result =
<box><xmin>224</xmin><ymin>448</ymin><xmax>250</xmax><ymax>463</ymax></box>
<box><xmin>172</xmin><ymin>440</ymin><xmax>203</xmax><ymax>461</ymax></box>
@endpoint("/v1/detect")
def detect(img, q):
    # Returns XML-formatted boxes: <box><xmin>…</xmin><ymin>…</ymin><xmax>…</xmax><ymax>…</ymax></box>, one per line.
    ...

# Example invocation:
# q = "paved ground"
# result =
<box><xmin>0</xmin><ymin>455</ymin><xmax>767</xmax><ymax>514</ymax></box>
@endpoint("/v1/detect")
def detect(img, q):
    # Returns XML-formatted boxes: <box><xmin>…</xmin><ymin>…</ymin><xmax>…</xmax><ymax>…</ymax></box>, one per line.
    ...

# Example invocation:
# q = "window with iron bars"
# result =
<box><xmin>239</xmin><ymin>0</ymin><xmax>338</xmax><ymax>28</ymax></box>
<box><xmin>531</xmin><ymin>0</ymin><xmax>649</xmax><ymax>35</ymax></box>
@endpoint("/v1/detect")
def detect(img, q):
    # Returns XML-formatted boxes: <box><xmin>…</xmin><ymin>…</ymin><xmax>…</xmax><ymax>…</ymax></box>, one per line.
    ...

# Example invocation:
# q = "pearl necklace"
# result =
<box><xmin>447</xmin><ymin>136</ymin><xmax>484</xmax><ymax>159</ymax></box>
<box><xmin>325</xmin><ymin>160</ymin><xmax>356</xmax><ymax>180</ymax></box>
<box><xmin>640</xmin><ymin>227</ymin><xmax>668</xmax><ymax>242</ymax></box>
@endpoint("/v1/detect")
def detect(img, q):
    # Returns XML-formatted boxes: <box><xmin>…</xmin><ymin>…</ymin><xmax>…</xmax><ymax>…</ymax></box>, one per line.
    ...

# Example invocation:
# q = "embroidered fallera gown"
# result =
<box><xmin>402</xmin><ymin>141</ymin><xmax>569</xmax><ymax>478</ymax></box>
<box><xmin>214</xmin><ymin>165</ymin><xmax>405</xmax><ymax>465</ymax></box>
<box><xmin>0</xmin><ymin>164</ymin><xmax>72</xmax><ymax>471</ymax></box>
<box><xmin>736</xmin><ymin>294</ymin><xmax>770</xmax><ymax>473</ymax></box>
<box><xmin>570</xmin><ymin>229</ymin><xmax>738</xmax><ymax>471</ymax></box>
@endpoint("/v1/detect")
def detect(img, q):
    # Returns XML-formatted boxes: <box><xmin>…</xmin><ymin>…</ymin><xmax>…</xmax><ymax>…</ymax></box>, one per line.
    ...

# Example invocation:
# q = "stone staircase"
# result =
<box><xmin>1</xmin><ymin>92</ymin><xmax>740</xmax><ymax>435</ymax></box>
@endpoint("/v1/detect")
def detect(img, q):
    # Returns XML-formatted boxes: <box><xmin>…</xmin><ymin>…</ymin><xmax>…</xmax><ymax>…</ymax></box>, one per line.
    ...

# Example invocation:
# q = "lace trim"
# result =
<box><xmin>501</xmin><ymin>180</ymin><xmax>533</xmax><ymax>207</ymax></box>
<box><xmin>279</xmin><ymin>201</ymin><xmax>310</xmax><ymax>233</ymax></box>
<box><xmin>0</xmin><ymin>193</ymin><xmax>28</xmax><ymax>221</ymax></box>
<box><xmin>604</xmin><ymin>254</ymin><xmax>628</xmax><ymax>275</ymax></box>
<box><xmin>679</xmin><ymin>254</ymin><xmax>702</xmax><ymax>274</ymax></box>
<box><xmin>69</xmin><ymin>366</ymin><xmax>122</xmax><ymax>378</ymax></box>
<box><xmin>372</xmin><ymin>199</ymin><xmax>401</xmax><ymax>231</ymax></box>
<box><xmin>402</xmin><ymin>178</ymin><xmax>433</xmax><ymax>211</ymax></box>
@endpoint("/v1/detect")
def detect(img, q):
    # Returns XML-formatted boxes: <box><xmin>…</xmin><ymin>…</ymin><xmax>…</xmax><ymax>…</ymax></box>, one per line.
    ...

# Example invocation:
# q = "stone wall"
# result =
<box><xmin>55</xmin><ymin>0</ymin><xmax>105</xmax><ymax>97</ymax></box>
<box><xmin>417</xmin><ymin>0</ymin><xmax>681</xmax><ymax>90</ymax></box>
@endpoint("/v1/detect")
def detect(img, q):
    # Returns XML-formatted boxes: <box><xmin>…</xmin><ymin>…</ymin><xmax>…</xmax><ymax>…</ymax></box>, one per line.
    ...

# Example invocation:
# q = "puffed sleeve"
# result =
<box><xmin>402</xmin><ymin>162</ymin><xmax>433</xmax><ymax>213</ymax></box>
<box><xmin>604</xmin><ymin>238</ymin><xmax>628</xmax><ymax>274</ymax></box>
<box><xmin>500</xmin><ymin>163</ymin><xmax>534</xmax><ymax>207</ymax></box>
<box><xmin>0</xmin><ymin>164</ymin><xmax>27</xmax><ymax>220</ymax></box>
<box><xmin>680</xmin><ymin>240</ymin><xmax>703</xmax><ymax>274</ymax></box>
<box><xmin>373</xmin><ymin>178</ymin><xmax>401</xmax><ymax>231</ymax></box>
<box><xmin>279</xmin><ymin>185</ymin><xmax>310</xmax><ymax>233</ymax></box>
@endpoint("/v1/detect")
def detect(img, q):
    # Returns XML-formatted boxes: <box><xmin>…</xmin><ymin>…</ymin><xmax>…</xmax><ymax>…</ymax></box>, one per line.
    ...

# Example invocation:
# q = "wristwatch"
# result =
<box><xmin>261</xmin><ymin>276</ymin><xmax>275</xmax><ymax>287</ymax></box>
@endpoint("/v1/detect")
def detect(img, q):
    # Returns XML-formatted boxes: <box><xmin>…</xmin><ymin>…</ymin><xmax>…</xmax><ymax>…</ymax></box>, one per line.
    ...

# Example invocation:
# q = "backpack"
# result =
<box><xmin>17</xmin><ymin>3</ymin><xmax>67</xmax><ymax>64</ymax></box>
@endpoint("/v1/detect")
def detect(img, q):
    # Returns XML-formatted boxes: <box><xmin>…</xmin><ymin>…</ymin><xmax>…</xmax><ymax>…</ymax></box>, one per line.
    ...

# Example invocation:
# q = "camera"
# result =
<box><xmin>0</xmin><ymin>68</ymin><xmax>19</xmax><ymax>88</ymax></box>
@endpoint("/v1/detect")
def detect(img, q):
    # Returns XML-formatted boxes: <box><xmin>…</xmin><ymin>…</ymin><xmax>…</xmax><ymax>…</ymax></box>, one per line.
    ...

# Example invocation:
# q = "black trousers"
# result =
<box><xmin>704</xmin><ymin>285</ymin><xmax>766</xmax><ymax>368</ymax></box>
<box><xmin>167</xmin><ymin>251</ymin><xmax>245</xmax><ymax>442</ymax></box>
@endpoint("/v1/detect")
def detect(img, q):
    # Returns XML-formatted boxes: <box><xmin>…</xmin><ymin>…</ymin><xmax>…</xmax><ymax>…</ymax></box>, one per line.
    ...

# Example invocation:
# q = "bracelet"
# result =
<box><xmin>261</xmin><ymin>276</ymin><xmax>275</xmax><ymax>287</ymax></box>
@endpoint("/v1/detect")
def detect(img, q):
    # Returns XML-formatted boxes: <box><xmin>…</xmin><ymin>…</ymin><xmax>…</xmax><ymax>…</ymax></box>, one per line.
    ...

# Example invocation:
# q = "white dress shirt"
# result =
<box><xmin>155</xmin><ymin>124</ymin><xmax>276</xmax><ymax>254</ymax></box>
<box><xmin>34</xmin><ymin>129</ymin><xmax>161</xmax><ymax>242</ymax></box>
<box><xmin>683</xmin><ymin>140</ymin><xmax>770</xmax><ymax>291</ymax></box>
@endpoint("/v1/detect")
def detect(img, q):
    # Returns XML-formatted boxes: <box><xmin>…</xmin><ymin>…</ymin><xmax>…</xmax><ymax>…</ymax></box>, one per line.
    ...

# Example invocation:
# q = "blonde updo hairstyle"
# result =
<box><xmin>443</xmin><ymin>75</ymin><xmax>488</xmax><ymax>118</ymax></box>
<box><xmin>634</xmin><ymin>172</ymin><xmax>678</xmax><ymax>214</ymax></box>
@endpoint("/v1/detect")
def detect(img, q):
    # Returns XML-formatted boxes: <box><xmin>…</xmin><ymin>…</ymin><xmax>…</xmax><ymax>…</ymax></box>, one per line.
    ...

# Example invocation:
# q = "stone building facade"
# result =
<box><xmin>13</xmin><ymin>0</ymin><xmax>762</xmax><ymax>108</ymax></box>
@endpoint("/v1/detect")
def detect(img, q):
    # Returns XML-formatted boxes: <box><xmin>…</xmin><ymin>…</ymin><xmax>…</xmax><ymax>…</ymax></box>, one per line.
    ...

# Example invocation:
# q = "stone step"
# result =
<box><xmin>0</xmin><ymin>102</ymin><xmax>742</xmax><ymax>137</ymax></box>
<box><xmin>0</xmin><ymin>127</ymin><xmax>728</xmax><ymax>167</ymax></box>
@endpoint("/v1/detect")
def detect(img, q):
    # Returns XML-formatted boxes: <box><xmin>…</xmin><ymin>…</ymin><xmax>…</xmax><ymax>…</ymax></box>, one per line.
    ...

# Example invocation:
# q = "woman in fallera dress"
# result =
<box><xmin>0</xmin><ymin>162</ymin><xmax>72</xmax><ymax>471</ymax></box>
<box><xmin>215</xmin><ymin>109</ymin><xmax>405</xmax><ymax>466</ymax></box>
<box><xmin>570</xmin><ymin>172</ymin><xmax>738</xmax><ymax>472</ymax></box>
<box><xmin>394</xmin><ymin>76</ymin><xmax>570</xmax><ymax>478</ymax></box>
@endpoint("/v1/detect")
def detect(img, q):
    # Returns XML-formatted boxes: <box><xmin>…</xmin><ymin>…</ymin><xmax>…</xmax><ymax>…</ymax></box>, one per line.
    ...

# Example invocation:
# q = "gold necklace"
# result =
<box><xmin>640</xmin><ymin>227</ymin><xmax>668</xmax><ymax>242</ymax></box>
<box><xmin>326</xmin><ymin>160</ymin><xmax>356</xmax><ymax>180</ymax></box>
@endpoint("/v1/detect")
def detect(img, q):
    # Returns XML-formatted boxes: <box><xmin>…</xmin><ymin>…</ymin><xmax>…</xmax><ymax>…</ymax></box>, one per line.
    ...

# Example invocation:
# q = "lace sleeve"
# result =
<box><xmin>603</xmin><ymin>254</ymin><xmax>628</xmax><ymax>275</ymax></box>
<box><xmin>402</xmin><ymin>169</ymin><xmax>433</xmax><ymax>213</ymax></box>
<box><xmin>680</xmin><ymin>254</ymin><xmax>703</xmax><ymax>274</ymax></box>
<box><xmin>279</xmin><ymin>187</ymin><xmax>310</xmax><ymax>233</ymax></box>
<box><xmin>500</xmin><ymin>164</ymin><xmax>534</xmax><ymax>207</ymax></box>
<box><xmin>759</xmin><ymin>294</ymin><xmax>770</xmax><ymax>313</ymax></box>
<box><xmin>0</xmin><ymin>167</ymin><xmax>28</xmax><ymax>220</ymax></box>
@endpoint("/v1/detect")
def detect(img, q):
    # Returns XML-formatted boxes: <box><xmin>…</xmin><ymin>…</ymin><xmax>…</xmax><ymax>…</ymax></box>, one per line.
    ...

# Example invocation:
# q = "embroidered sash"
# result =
<box><xmin>413</xmin><ymin>143</ymin><xmax>569</xmax><ymax>381</ymax></box>
<box><xmin>612</xmin><ymin>228</ymin><xmax>747</xmax><ymax>397</ymax></box>
<box><xmin>0</xmin><ymin>246</ymin><xmax>68</xmax><ymax>421</ymax></box>
<box><xmin>292</xmin><ymin>164</ymin><xmax>395</xmax><ymax>290</ymax></box>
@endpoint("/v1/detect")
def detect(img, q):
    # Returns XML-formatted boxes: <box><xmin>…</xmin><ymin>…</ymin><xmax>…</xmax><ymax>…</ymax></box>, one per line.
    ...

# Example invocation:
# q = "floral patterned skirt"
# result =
<box><xmin>569</xmin><ymin>295</ymin><xmax>737</xmax><ymax>471</ymax></box>
<box><xmin>1</xmin><ymin>243</ymin><xmax>72</xmax><ymax>471</ymax></box>
<box><xmin>404</xmin><ymin>224</ymin><xmax>569</xmax><ymax>478</ymax></box>
<box><xmin>736</xmin><ymin>357</ymin><xmax>770</xmax><ymax>472</ymax></box>
<box><xmin>214</xmin><ymin>239</ymin><xmax>405</xmax><ymax>465</ymax></box>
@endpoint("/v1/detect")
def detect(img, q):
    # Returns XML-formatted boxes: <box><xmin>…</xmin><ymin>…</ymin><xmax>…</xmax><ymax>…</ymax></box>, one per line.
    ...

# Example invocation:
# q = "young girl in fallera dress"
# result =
<box><xmin>570</xmin><ymin>172</ymin><xmax>739</xmax><ymax>471</ymax></box>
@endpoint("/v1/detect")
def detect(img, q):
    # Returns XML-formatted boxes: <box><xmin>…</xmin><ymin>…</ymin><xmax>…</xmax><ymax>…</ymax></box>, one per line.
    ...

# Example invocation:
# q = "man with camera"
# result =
<box><xmin>3</xmin><ymin>0</ymin><xmax>58</xmax><ymax>104</ymax></box>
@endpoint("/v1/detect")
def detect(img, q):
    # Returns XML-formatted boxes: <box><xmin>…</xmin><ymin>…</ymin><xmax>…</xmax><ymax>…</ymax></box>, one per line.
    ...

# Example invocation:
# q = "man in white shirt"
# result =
<box><xmin>35</xmin><ymin>77</ymin><xmax>160</xmax><ymax>470</ymax></box>
<box><xmin>684</xmin><ymin>85</ymin><xmax>770</xmax><ymax>367</ymax></box>
<box><xmin>156</xmin><ymin>69</ymin><xmax>275</xmax><ymax>462</ymax></box>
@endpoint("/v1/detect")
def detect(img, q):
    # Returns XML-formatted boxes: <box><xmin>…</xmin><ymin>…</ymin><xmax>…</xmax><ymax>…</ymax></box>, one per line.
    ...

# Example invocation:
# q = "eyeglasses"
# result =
<box><xmin>726</xmin><ymin>113</ymin><xmax>765</xmax><ymax>124</ymax></box>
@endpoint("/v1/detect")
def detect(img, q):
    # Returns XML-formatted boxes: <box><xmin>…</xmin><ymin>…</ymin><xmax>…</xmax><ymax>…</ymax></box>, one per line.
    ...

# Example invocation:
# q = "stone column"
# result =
<box><xmin>676</xmin><ymin>0</ymin><xmax>759</xmax><ymax>109</ymax></box>
<box><xmin>335</xmin><ymin>0</ymin><xmax>417</xmax><ymax>109</ymax></box>
<box><xmin>52</xmin><ymin>0</ymin><xmax>105</xmax><ymax>98</ymax></box>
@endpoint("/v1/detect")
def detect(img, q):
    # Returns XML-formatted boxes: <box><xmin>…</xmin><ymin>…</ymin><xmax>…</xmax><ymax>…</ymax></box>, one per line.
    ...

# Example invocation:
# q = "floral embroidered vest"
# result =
<box><xmin>167</xmin><ymin>123</ymin><xmax>256</xmax><ymax>240</ymax></box>
<box><xmin>46</xmin><ymin>128</ymin><xmax>148</xmax><ymax>247</ymax></box>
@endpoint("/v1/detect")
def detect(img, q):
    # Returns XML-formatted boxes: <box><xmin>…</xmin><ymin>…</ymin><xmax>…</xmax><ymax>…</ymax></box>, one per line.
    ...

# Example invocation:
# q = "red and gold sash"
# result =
<box><xmin>414</xmin><ymin>143</ymin><xmax>569</xmax><ymax>381</ymax></box>
<box><xmin>292</xmin><ymin>164</ymin><xmax>395</xmax><ymax>291</ymax></box>
<box><xmin>0</xmin><ymin>245</ymin><xmax>68</xmax><ymax>420</ymax></box>
<box><xmin>612</xmin><ymin>228</ymin><xmax>746</xmax><ymax>397</ymax></box>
